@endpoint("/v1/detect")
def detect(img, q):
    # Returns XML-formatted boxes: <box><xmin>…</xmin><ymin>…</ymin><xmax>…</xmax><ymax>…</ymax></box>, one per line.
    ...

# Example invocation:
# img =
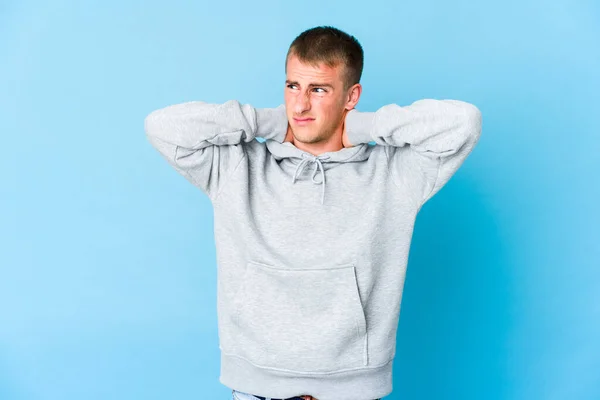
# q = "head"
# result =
<box><xmin>284</xmin><ymin>26</ymin><xmax>363</xmax><ymax>151</ymax></box>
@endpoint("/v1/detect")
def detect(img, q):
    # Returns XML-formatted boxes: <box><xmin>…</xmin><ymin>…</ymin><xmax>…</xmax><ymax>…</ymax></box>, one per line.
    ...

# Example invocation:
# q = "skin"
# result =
<box><xmin>282</xmin><ymin>55</ymin><xmax>362</xmax><ymax>400</ymax></box>
<box><xmin>283</xmin><ymin>53</ymin><xmax>362</xmax><ymax>156</ymax></box>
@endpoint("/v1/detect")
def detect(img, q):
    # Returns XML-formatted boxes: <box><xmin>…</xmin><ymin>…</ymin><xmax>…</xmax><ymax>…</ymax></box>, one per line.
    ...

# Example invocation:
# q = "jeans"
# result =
<box><xmin>232</xmin><ymin>389</ymin><xmax>381</xmax><ymax>400</ymax></box>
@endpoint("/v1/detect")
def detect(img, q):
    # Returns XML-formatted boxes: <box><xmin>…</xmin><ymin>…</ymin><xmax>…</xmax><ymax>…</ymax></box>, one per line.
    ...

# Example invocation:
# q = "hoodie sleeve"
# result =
<box><xmin>344</xmin><ymin>99</ymin><xmax>482</xmax><ymax>207</ymax></box>
<box><xmin>144</xmin><ymin>99</ymin><xmax>288</xmax><ymax>201</ymax></box>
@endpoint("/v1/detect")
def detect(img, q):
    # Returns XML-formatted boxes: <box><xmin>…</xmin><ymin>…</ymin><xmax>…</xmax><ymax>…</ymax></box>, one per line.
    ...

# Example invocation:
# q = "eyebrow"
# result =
<box><xmin>285</xmin><ymin>80</ymin><xmax>334</xmax><ymax>89</ymax></box>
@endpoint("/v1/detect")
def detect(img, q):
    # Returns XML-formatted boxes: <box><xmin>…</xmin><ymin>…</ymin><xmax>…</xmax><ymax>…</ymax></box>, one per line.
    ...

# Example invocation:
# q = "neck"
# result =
<box><xmin>288</xmin><ymin>110</ymin><xmax>349</xmax><ymax>156</ymax></box>
<box><xmin>291</xmin><ymin>130</ymin><xmax>344</xmax><ymax>156</ymax></box>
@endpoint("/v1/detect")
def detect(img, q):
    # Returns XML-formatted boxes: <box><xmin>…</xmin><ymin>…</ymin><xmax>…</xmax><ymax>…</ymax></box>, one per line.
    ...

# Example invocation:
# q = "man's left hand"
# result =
<box><xmin>341</xmin><ymin>110</ymin><xmax>354</xmax><ymax>148</ymax></box>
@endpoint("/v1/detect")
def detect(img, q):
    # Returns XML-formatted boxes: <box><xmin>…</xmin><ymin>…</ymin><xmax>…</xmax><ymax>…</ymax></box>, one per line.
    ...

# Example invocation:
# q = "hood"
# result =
<box><xmin>265</xmin><ymin>139</ymin><xmax>372</xmax><ymax>205</ymax></box>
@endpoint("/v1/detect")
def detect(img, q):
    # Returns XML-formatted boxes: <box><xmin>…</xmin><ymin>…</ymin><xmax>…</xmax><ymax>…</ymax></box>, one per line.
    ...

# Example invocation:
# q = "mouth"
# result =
<box><xmin>293</xmin><ymin>117</ymin><xmax>315</xmax><ymax>126</ymax></box>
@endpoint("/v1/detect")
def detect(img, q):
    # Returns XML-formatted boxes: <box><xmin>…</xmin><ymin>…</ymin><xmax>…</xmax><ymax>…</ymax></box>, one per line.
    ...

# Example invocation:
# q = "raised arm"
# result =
<box><xmin>144</xmin><ymin>99</ymin><xmax>288</xmax><ymax>201</ymax></box>
<box><xmin>343</xmin><ymin>99</ymin><xmax>482</xmax><ymax>206</ymax></box>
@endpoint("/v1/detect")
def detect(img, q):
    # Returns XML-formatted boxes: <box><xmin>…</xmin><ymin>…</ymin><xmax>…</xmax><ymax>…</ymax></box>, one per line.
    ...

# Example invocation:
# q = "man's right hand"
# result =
<box><xmin>284</xmin><ymin>123</ymin><xmax>294</xmax><ymax>143</ymax></box>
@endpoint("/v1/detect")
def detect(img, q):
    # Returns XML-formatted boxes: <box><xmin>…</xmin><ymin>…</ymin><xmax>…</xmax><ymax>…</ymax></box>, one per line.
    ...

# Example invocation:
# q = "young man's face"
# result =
<box><xmin>284</xmin><ymin>54</ymin><xmax>357</xmax><ymax>146</ymax></box>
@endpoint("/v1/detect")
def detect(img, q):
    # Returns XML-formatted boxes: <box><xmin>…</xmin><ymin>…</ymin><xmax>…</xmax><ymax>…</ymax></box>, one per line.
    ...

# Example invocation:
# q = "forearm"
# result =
<box><xmin>144</xmin><ymin>99</ymin><xmax>288</xmax><ymax>152</ymax></box>
<box><xmin>343</xmin><ymin>99</ymin><xmax>481</xmax><ymax>155</ymax></box>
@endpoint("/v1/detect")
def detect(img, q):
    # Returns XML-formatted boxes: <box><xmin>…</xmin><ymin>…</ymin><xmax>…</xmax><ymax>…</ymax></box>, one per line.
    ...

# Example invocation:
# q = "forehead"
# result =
<box><xmin>286</xmin><ymin>55</ymin><xmax>344</xmax><ymax>83</ymax></box>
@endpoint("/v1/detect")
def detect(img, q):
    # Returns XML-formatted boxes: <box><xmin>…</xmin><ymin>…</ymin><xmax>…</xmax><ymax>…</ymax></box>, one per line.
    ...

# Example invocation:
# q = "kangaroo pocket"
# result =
<box><xmin>233</xmin><ymin>260</ymin><xmax>368</xmax><ymax>373</ymax></box>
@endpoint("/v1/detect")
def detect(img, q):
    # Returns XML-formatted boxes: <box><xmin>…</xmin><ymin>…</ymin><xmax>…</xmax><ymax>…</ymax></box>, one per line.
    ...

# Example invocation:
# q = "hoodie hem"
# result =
<box><xmin>219</xmin><ymin>352</ymin><xmax>393</xmax><ymax>400</ymax></box>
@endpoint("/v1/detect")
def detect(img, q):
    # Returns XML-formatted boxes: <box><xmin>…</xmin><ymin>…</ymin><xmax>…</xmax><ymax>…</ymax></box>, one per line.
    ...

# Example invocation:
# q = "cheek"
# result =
<box><xmin>321</xmin><ymin>102</ymin><xmax>339</xmax><ymax>120</ymax></box>
<box><xmin>313</xmin><ymin>98</ymin><xmax>332</xmax><ymax>114</ymax></box>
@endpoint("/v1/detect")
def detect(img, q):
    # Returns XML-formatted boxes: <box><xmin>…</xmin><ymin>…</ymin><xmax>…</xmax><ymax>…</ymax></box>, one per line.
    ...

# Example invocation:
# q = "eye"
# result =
<box><xmin>313</xmin><ymin>87</ymin><xmax>327</xmax><ymax>93</ymax></box>
<box><xmin>286</xmin><ymin>84</ymin><xmax>298</xmax><ymax>90</ymax></box>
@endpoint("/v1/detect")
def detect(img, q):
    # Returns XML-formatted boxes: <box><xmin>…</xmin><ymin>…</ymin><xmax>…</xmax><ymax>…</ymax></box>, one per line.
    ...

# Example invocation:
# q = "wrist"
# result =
<box><xmin>344</xmin><ymin>108</ymin><xmax>375</xmax><ymax>145</ymax></box>
<box><xmin>256</xmin><ymin>105</ymin><xmax>288</xmax><ymax>142</ymax></box>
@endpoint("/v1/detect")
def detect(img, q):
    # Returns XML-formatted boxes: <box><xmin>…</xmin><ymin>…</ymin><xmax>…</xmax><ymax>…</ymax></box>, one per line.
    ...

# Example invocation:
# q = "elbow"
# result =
<box><xmin>465</xmin><ymin>103</ymin><xmax>482</xmax><ymax>141</ymax></box>
<box><xmin>448</xmin><ymin>100</ymin><xmax>482</xmax><ymax>141</ymax></box>
<box><xmin>144</xmin><ymin>109</ymin><xmax>165</xmax><ymax>140</ymax></box>
<box><xmin>464</xmin><ymin>102</ymin><xmax>482</xmax><ymax>126</ymax></box>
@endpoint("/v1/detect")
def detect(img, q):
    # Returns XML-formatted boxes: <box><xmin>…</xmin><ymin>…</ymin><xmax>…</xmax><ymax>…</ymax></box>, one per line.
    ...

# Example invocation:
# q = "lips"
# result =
<box><xmin>294</xmin><ymin>117</ymin><xmax>315</xmax><ymax>125</ymax></box>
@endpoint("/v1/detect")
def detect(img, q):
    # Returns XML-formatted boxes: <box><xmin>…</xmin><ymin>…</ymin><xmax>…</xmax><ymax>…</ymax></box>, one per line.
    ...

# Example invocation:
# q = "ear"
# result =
<box><xmin>344</xmin><ymin>83</ymin><xmax>362</xmax><ymax>110</ymax></box>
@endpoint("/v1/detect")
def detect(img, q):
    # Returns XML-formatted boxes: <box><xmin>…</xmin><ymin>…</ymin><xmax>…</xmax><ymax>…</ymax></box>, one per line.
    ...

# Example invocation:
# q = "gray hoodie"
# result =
<box><xmin>144</xmin><ymin>98</ymin><xmax>482</xmax><ymax>400</ymax></box>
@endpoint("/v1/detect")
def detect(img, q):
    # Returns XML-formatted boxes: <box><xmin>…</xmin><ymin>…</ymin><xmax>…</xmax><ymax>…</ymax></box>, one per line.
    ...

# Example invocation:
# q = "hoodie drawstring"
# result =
<box><xmin>291</xmin><ymin>153</ymin><xmax>331</xmax><ymax>204</ymax></box>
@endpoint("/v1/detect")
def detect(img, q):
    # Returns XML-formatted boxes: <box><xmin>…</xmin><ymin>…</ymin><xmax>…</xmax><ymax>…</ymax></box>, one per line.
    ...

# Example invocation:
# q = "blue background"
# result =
<box><xmin>1</xmin><ymin>0</ymin><xmax>599</xmax><ymax>399</ymax></box>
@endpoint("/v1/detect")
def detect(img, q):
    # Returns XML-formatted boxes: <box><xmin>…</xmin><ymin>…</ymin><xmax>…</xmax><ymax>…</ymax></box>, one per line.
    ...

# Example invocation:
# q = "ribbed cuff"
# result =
<box><xmin>256</xmin><ymin>104</ymin><xmax>288</xmax><ymax>142</ymax></box>
<box><xmin>345</xmin><ymin>109</ymin><xmax>375</xmax><ymax>145</ymax></box>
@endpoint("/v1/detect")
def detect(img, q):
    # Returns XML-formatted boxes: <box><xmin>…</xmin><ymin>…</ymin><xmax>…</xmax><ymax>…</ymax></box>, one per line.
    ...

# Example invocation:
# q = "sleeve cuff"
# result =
<box><xmin>256</xmin><ymin>104</ymin><xmax>288</xmax><ymax>142</ymax></box>
<box><xmin>345</xmin><ymin>109</ymin><xmax>375</xmax><ymax>145</ymax></box>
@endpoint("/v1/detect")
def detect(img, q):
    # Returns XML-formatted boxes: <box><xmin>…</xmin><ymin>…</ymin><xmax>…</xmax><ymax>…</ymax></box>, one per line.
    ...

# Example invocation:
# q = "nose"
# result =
<box><xmin>294</xmin><ymin>92</ymin><xmax>311</xmax><ymax>115</ymax></box>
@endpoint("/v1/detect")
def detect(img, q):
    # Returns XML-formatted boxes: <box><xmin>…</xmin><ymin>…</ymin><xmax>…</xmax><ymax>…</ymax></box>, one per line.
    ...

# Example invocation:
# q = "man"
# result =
<box><xmin>144</xmin><ymin>26</ymin><xmax>482</xmax><ymax>400</ymax></box>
